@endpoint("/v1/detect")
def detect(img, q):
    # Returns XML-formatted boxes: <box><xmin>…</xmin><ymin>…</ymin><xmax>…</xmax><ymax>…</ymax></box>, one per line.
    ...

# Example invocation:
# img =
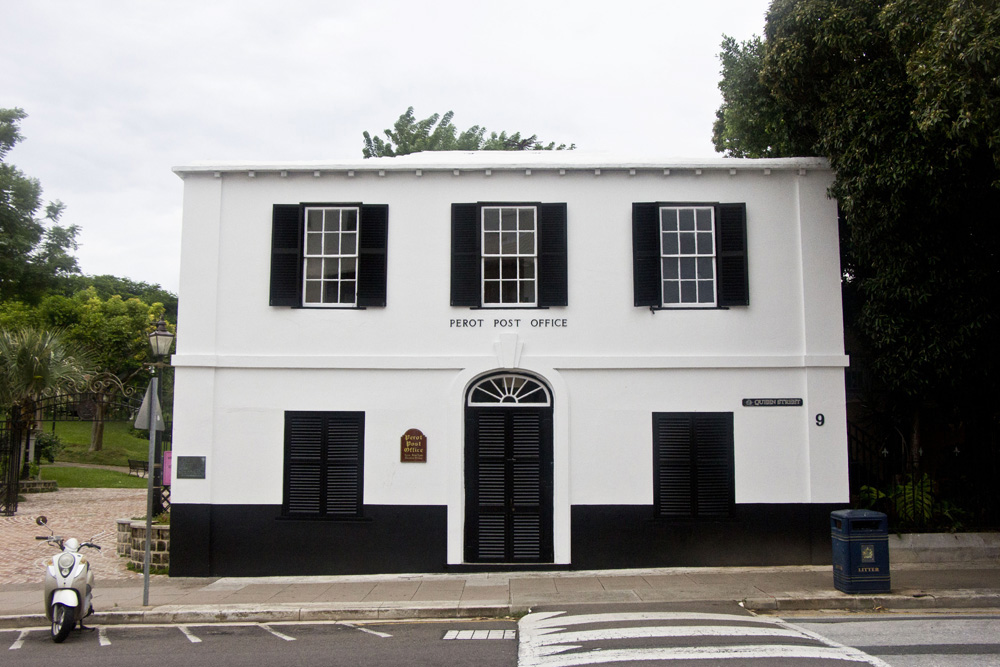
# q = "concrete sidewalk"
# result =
<box><xmin>1</xmin><ymin>561</ymin><xmax>998</xmax><ymax>629</ymax></box>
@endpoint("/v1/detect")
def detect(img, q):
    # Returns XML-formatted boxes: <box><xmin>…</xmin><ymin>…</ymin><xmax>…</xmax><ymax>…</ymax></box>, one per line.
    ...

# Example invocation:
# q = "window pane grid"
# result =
<box><xmin>660</xmin><ymin>206</ymin><xmax>716</xmax><ymax>306</ymax></box>
<box><xmin>303</xmin><ymin>207</ymin><xmax>359</xmax><ymax>306</ymax></box>
<box><xmin>482</xmin><ymin>206</ymin><xmax>537</xmax><ymax>306</ymax></box>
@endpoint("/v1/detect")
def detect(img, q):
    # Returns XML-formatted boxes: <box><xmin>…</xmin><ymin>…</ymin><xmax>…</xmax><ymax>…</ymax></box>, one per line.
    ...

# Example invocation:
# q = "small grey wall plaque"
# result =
<box><xmin>176</xmin><ymin>456</ymin><xmax>207</xmax><ymax>479</ymax></box>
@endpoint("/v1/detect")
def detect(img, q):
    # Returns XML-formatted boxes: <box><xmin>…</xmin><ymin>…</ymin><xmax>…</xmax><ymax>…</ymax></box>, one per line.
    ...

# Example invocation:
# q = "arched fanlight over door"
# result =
<box><xmin>467</xmin><ymin>374</ymin><xmax>551</xmax><ymax>406</ymax></box>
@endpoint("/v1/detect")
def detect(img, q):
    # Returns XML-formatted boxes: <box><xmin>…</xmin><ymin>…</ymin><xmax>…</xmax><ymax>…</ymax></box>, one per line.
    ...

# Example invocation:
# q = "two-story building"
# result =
<box><xmin>169</xmin><ymin>151</ymin><xmax>848</xmax><ymax>576</ymax></box>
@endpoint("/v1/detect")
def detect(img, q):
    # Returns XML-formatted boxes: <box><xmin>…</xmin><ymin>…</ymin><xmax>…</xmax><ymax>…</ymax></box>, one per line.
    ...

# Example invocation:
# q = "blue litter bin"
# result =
<box><xmin>831</xmin><ymin>509</ymin><xmax>890</xmax><ymax>594</ymax></box>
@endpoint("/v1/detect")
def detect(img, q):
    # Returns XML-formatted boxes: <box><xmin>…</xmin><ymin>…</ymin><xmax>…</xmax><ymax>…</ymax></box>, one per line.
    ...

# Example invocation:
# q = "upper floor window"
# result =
<box><xmin>304</xmin><ymin>207</ymin><xmax>359</xmax><ymax>307</ymax></box>
<box><xmin>660</xmin><ymin>206</ymin><xmax>717</xmax><ymax>307</ymax></box>
<box><xmin>269</xmin><ymin>203</ymin><xmax>388</xmax><ymax>308</ymax></box>
<box><xmin>452</xmin><ymin>202</ymin><xmax>567</xmax><ymax>309</ymax></box>
<box><xmin>482</xmin><ymin>206</ymin><xmax>537</xmax><ymax>306</ymax></box>
<box><xmin>633</xmin><ymin>202</ymin><xmax>749</xmax><ymax>309</ymax></box>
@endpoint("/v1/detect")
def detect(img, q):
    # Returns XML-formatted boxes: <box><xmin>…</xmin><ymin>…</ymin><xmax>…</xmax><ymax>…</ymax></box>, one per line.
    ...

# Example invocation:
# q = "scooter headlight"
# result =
<box><xmin>58</xmin><ymin>553</ymin><xmax>75</xmax><ymax>577</ymax></box>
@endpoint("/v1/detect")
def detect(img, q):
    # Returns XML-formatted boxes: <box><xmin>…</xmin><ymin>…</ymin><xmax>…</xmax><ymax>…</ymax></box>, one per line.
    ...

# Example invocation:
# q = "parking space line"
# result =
<box><xmin>340</xmin><ymin>622</ymin><xmax>392</xmax><ymax>638</ymax></box>
<box><xmin>9</xmin><ymin>630</ymin><xmax>30</xmax><ymax>650</ymax></box>
<box><xmin>260</xmin><ymin>624</ymin><xmax>296</xmax><ymax>641</ymax></box>
<box><xmin>98</xmin><ymin>626</ymin><xmax>111</xmax><ymax>646</ymax></box>
<box><xmin>178</xmin><ymin>625</ymin><xmax>202</xmax><ymax>643</ymax></box>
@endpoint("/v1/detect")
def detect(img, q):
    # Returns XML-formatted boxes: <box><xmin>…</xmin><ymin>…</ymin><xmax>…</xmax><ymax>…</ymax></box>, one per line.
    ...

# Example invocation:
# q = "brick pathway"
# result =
<box><xmin>0</xmin><ymin>488</ymin><xmax>146</xmax><ymax>584</ymax></box>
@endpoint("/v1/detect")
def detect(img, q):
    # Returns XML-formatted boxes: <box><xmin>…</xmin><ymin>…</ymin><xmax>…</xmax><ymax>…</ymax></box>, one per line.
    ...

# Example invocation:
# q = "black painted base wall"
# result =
<box><xmin>171</xmin><ymin>502</ymin><xmax>844</xmax><ymax>576</ymax></box>
<box><xmin>571</xmin><ymin>504</ymin><xmax>845</xmax><ymax>568</ymax></box>
<box><xmin>171</xmin><ymin>504</ymin><xmax>448</xmax><ymax>577</ymax></box>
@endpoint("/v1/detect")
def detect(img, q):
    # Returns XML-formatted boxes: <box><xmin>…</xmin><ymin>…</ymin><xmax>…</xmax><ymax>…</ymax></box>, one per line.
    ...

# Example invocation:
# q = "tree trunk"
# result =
<box><xmin>910</xmin><ymin>408</ymin><xmax>921</xmax><ymax>471</ymax></box>
<box><xmin>89</xmin><ymin>400</ymin><xmax>106</xmax><ymax>452</ymax></box>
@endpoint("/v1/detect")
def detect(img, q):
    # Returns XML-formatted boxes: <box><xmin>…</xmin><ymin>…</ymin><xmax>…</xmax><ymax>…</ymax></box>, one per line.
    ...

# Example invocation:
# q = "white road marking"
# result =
<box><xmin>518</xmin><ymin>611</ymin><xmax>891</xmax><ymax>667</ymax></box>
<box><xmin>520</xmin><ymin>644</ymin><xmax>889</xmax><ymax>665</ymax></box>
<box><xmin>529</xmin><ymin>624</ymin><xmax>805</xmax><ymax>646</ymax></box>
<box><xmin>260</xmin><ymin>624</ymin><xmax>296</xmax><ymax>641</ymax></box>
<box><xmin>178</xmin><ymin>625</ymin><xmax>202</xmax><ymax>643</ymax></box>
<box><xmin>444</xmin><ymin>629</ymin><xmax>516</xmax><ymax>640</ymax></box>
<box><xmin>340</xmin><ymin>622</ymin><xmax>392</xmax><ymax>638</ymax></box>
<box><xmin>776</xmin><ymin>619</ymin><xmax>893</xmax><ymax>667</ymax></box>
<box><xmin>9</xmin><ymin>630</ymin><xmax>30</xmax><ymax>650</ymax></box>
<box><xmin>98</xmin><ymin>626</ymin><xmax>111</xmax><ymax>646</ymax></box>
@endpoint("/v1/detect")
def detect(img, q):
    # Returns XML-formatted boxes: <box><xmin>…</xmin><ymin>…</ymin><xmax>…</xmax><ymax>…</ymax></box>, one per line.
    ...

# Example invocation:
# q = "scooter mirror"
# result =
<box><xmin>35</xmin><ymin>516</ymin><xmax>47</xmax><ymax>527</ymax></box>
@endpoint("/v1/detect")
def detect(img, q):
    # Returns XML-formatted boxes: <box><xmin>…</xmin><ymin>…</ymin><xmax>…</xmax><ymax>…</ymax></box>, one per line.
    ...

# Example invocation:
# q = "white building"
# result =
<box><xmin>170</xmin><ymin>151</ymin><xmax>848</xmax><ymax>576</ymax></box>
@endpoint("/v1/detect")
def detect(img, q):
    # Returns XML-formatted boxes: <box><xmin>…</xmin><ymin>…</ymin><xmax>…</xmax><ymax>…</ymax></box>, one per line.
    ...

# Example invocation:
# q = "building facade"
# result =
<box><xmin>170</xmin><ymin>151</ymin><xmax>848</xmax><ymax>576</ymax></box>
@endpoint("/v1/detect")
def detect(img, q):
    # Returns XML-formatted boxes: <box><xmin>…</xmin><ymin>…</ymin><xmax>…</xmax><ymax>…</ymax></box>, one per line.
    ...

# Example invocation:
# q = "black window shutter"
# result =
<box><xmin>270</xmin><ymin>205</ymin><xmax>302</xmax><ymax>306</ymax></box>
<box><xmin>536</xmin><ymin>203</ymin><xmax>568</xmax><ymax>307</ymax></box>
<box><xmin>632</xmin><ymin>203</ymin><xmax>661</xmax><ymax>307</ymax></box>
<box><xmin>716</xmin><ymin>203</ymin><xmax>749</xmax><ymax>307</ymax></box>
<box><xmin>284</xmin><ymin>412</ymin><xmax>323</xmax><ymax>515</ymax></box>
<box><xmin>653</xmin><ymin>414</ymin><xmax>694</xmax><ymax>517</ymax></box>
<box><xmin>693</xmin><ymin>413</ymin><xmax>734</xmax><ymax>517</ymax></box>
<box><xmin>653</xmin><ymin>412</ymin><xmax>733</xmax><ymax>518</ymax></box>
<box><xmin>451</xmin><ymin>203</ymin><xmax>481</xmax><ymax>306</ymax></box>
<box><xmin>357</xmin><ymin>204</ymin><xmax>388</xmax><ymax>307</ymax></box>
<box><xmin>283</xmin><ymin>411</ymin><xmax>364</xmax><ymax>518</ymax></box>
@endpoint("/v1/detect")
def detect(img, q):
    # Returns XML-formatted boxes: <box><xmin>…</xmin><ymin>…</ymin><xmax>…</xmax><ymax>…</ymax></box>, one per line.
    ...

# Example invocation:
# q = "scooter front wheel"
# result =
<box><xmin>51</xmin><ymin>603</ymin><xmax>74</xmax><ymax>642</ymax></box>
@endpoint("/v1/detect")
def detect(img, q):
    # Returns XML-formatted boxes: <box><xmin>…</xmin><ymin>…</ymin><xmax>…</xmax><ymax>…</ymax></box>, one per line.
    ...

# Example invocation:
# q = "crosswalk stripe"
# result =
<box><xmin>519</xmin><ymin>644</ymin><xmax>890</xmax><ymax>666</ymax></box>
<box><xmin>521</xmin><ymin>611</ymin><xmax>784</xmax><ymax>629</ymax></box>
<box><xmin>529</xmin><ymin>624</ymin><xmax>806</xmax><ymax>646</ymax></box>
<box><xmin>518</xmin><ymin>611</ymin><xmax>892</xmax><ymax>666</ymax></box>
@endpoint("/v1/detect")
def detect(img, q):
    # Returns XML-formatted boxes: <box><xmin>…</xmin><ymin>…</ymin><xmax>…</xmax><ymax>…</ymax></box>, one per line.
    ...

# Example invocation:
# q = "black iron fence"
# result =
<box><xmin>848</xmin><ymin>419</ymin><xmax>1000</xmax><ymax>532</ymax></box>
<box><xmin>1</xmin><ymin>411</ymin><xmax>27</xmax><ymax>516</ymax></box>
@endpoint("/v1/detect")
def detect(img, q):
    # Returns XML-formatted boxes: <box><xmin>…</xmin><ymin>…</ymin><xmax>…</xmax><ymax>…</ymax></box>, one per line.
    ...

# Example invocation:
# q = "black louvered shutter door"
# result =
<box><xmin>716</xmin><ymin>203</ymin><xmax>749</xmax><ymax>306</ymax></box>
<box><xmin>693</xmin><ymin>413</ymin><xmax>734</xmax><ymax>517</ymax></box>
<box><xmin>451</xmin><ymin>203</ymin><xmax>481</xmax><ymax>306</ymax></box>
<box><xmin>324</xmin><ymin>412</ymin><xmax>364</xmax><ymax>516</ymax></box>
<box><xmin>284</xmin><ymin>413</ymin><xmax>323</xmax><ymax>515</ymax></box>
<box><xmin>536</xmin><ymin>203</ymin><xmax>568</xmax><ymax>307</ymax></box>
<box><xmin>465</xmin><ymin>407</ymin><xmax>553</xmax><ymax>563</ymax></box>
<box><xmin>270</xmin><ymin>205</ymin><xmax>302</xmax><ymax>306</ymax></box>
<box><xmin>357</xmin><ymin>205</ymin><xmax>388</xmax><ymax>307</ymax></box>
<box><xmin>654</xmin><ymin>414</ymin><xmax>693</xmax><ymax>517</ymax></box>
<box><xmin>632</xmin><ymin>203</ymin><xmax>661</xmax><ymax>307</ymax></box>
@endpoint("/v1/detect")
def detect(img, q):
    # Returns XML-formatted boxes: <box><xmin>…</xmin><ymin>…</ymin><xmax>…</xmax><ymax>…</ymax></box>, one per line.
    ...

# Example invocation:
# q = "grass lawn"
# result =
<box><xmin>41</xmin><ymin>466</ymin><xmax>147</xmax><ymax>489</ymax></box>
<box><xmin>46</xmin><ymin>421</ymin><xmax>151</xmax><ymax>467</ymax></box>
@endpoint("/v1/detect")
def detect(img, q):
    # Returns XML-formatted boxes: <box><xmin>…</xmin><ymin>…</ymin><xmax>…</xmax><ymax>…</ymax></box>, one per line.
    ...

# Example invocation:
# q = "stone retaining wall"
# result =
<box><xmin>116</xmin><ymin>519</ymin><xmax>169</xmax><ymax>571</ymax></box>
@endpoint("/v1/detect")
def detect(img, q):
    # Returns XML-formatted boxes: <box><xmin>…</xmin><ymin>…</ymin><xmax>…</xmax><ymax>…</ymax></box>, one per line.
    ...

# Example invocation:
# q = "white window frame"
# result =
<box><xmin>660</xmin><ymin>206</ymin><xmax>717</xmax><ymax>307</ymax></box>
<box><xmin>481</xmin><ymin>206</ymin><xmax>537</xmax><ymax>307</ymax></box>
<box><xmin>302</xmin><ymin>206</ymin><xmax>360</xmax><ymax>307</ymax></box>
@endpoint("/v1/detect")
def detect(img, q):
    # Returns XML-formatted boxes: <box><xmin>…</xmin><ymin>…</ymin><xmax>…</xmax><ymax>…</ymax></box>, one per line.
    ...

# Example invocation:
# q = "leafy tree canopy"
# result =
<box><xmin>713</xmin><ymin>0</ymin><xmax>1000</xmax><ymax>408</ymax></box>
<box><xmin>0</xmin><ymin>108</ymin><xmax>81</xmax><ymax>304</ymax></box>
<box><xmin>362</xmin><ymin>107</ymin><xmax>575</xmax><ymax>158</ymax></box>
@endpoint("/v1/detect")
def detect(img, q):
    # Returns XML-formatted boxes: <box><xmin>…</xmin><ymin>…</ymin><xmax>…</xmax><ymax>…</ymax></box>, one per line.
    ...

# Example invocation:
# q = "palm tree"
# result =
<box><xmin>0</xmin><ymin>327</ymin><xmax>94</xmax><ymax>477</ymax></box>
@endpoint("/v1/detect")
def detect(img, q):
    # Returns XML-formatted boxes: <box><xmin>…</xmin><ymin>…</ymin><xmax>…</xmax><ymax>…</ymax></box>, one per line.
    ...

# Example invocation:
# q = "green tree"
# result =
<box><xmin>0</xmin><ymin>327</ymin><xmax>94</xmax><ymax>476</ymax></box>
<box><xmin>362</xmin><ymin>107</ymin><xmax>575</xmax><ymax>158</ymax></box>
<box><xmin>0</xmin><ymin>108</ymin><xmax>81</xmax><ymax>303</ymax></box>
<box><xmin>713</xmin><ymin>0</ymin><xmax>1000</xmax><ymax>467</ymax></box>
<box><xmin>45</xmin><ymin>289</ymin><xmax>169</xmax><ymax>451</ymax></box>
<box><xmin>58</xmin><ymin>274</ymin><xmax>178</xmax><ymax>323</ymax></box>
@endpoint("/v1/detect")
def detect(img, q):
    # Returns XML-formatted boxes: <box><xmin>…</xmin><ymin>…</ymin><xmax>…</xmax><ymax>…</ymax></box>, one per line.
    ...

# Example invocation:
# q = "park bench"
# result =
<box><xmin>128</xmin><ymin>459</ymin><xmax>149</xmax><ymax>477</ymax></box>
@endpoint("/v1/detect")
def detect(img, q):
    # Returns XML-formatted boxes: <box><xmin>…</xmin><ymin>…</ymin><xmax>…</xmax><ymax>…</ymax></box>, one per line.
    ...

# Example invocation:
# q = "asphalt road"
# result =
<box><xmin>3</xmin><ymin>605</ymin><xmax>998</xmax><ymax>666</ymax></box>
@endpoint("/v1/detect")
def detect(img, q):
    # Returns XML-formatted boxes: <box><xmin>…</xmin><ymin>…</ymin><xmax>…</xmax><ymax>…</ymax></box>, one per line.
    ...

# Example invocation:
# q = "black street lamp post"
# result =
<box><xmin>143</xmin><ymin>319</ymin><xmax>173</xmax><ymax>606</ymax></box>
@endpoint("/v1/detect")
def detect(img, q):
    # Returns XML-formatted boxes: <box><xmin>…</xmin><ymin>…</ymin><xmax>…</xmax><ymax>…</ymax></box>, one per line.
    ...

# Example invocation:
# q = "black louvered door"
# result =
<box><xmin>465</xmin><ymin>407</ymin><xmax>553</xmax><ymax>563</ymax></box>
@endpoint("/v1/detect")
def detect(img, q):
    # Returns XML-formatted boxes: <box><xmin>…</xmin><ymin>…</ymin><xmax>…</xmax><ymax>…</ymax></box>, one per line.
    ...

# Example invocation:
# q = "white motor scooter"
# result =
<box><xmin>35</xmin><ymin>516</ymin><xmax>100</xmax><ymax>642</ymax></box>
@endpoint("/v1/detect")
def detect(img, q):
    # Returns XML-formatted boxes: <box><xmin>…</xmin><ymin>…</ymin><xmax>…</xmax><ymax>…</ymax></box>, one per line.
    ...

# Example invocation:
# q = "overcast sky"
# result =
<box><xmin>3</xmin><ymin>0</ymin><xmax>772</xmax><ymax>295</ymax></box>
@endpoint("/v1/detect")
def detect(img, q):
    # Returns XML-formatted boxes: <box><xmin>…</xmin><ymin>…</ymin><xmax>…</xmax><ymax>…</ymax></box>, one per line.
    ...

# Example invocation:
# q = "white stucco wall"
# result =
<box><xmin>170</xmin><ymin>152</ymin><xmax>849</xmax><ymax>565</ymax></box>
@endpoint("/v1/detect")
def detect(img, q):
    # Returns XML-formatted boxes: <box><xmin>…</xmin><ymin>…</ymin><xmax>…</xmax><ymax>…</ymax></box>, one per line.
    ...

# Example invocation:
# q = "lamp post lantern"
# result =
<box><xmin>142</xmin><ymin>319</ymin><xmax>173</xmax><ymax>606</ymax></box>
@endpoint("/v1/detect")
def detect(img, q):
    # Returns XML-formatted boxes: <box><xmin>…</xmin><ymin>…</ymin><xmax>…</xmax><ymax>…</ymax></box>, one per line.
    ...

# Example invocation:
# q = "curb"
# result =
<box><xmin>0</xmin><ymin>604</ymin><xmax>512</xmax><ymax>630</ymax></box>
<box><xmin>5</xmin><ymin>594</ymin><xmax>1000</xmax><ymax>629</ymax></box>
<box><xmin>743</xmin><ymin>593</ymin><xmax>1000</xmax><ymax>613</ymax></box>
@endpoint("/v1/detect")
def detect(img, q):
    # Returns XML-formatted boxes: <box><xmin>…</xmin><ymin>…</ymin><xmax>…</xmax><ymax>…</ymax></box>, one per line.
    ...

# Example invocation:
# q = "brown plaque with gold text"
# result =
<box><xmin>400</xmin><ymin>428</ymin><xmax>427</xmax><ymax>462</ymax></box>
